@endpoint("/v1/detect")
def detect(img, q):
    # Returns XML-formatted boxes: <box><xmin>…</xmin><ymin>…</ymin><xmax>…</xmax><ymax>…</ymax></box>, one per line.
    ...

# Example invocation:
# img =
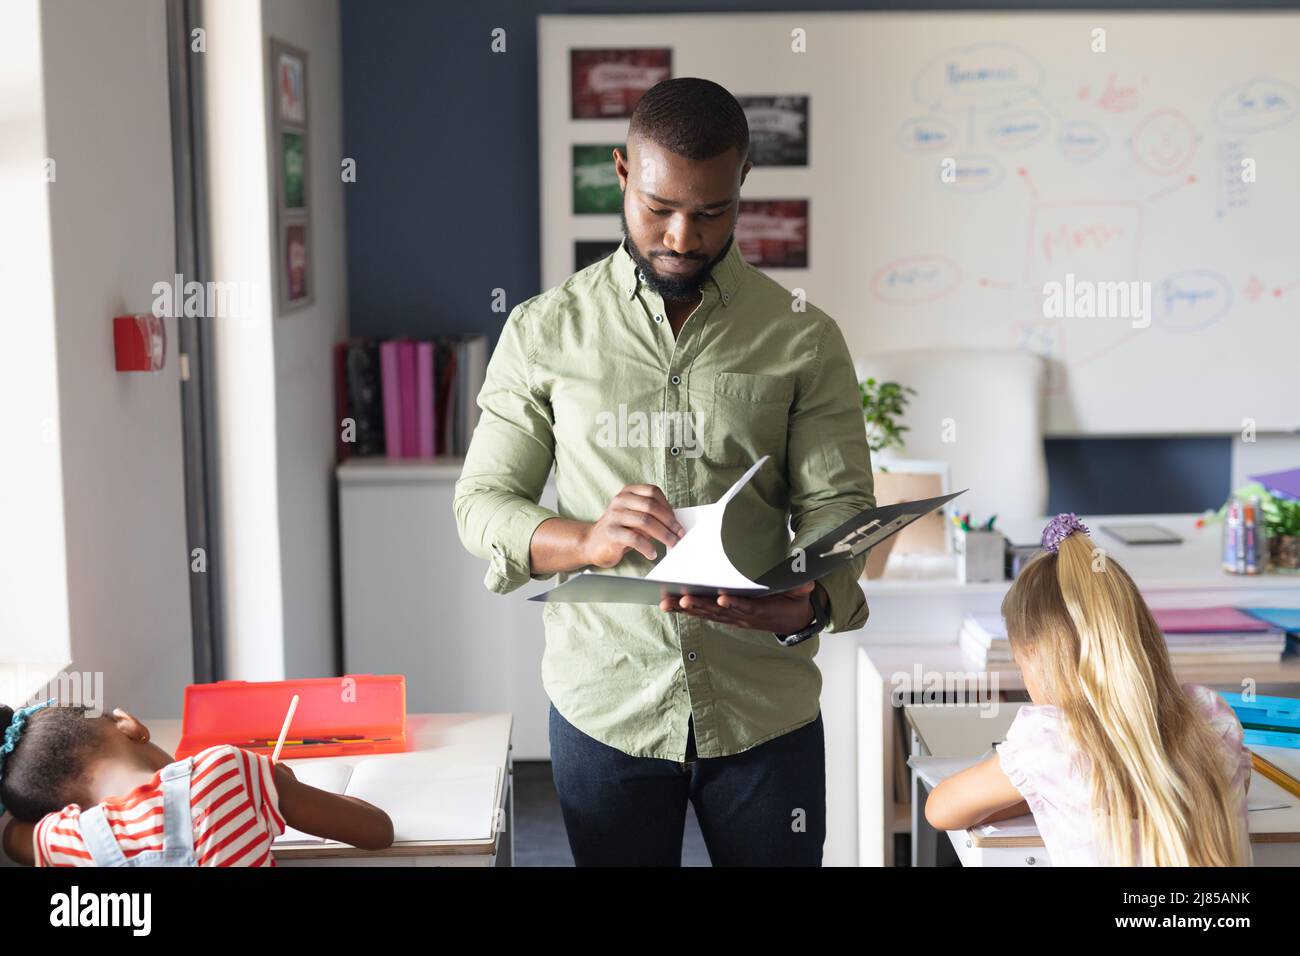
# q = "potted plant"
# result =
<box><xmin>1262</xmin><ymin>491</ymin><xmax>1300</xmax><ymax>571</ymax></box>
<box><xmin>860</xmin><ymin>378</ymin><xmax>916</xmax><ymax>467</ymax></box>
<box><xmin>859</xmin><ymin>377</ymin><xmax>918</xmax><ymax>579</ymax></box>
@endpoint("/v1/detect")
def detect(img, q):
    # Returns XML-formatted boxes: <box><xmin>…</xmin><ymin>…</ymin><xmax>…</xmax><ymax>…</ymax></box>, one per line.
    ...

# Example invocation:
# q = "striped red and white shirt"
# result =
<box><xmin>34</xmin><ymin>745</ymin><xmax>287</xmax><ymax>867</ymax></box>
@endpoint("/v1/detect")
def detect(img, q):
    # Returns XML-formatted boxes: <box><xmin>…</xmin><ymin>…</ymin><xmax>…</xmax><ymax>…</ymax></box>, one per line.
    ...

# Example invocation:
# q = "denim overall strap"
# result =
<box><xmin>156</xmin><ymin>756</ymin><xmax>198</xmax><ymax>863</ymax></box>
<box><xmin>78</xmin><ymin>804</ymin><xmax>129</xmax><ymax>866</ymax></box>
<box><xmin>77</xmin><ymin>756</ymin><xmax>197</xmax><ymax>866</ymax></box>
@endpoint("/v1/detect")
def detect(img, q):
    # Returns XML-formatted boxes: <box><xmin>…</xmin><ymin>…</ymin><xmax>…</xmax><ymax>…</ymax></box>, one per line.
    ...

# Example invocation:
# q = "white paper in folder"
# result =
<box><xmin>274</xmin><ymin>758</ymin><xmax>500</xmax><ymax>845</ymax></box>
<box><xmin>641</xmin><ymin>455</ymin><xmax>767</xmax><ymax>590</ymax></box>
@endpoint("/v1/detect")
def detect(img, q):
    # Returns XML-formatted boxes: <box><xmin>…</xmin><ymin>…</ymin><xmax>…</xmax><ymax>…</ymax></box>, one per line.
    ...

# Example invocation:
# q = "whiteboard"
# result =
<box><xmin>539</xmin><ymin>12</ymin><xmax>1300</xmax><ymax>435</ymax></box>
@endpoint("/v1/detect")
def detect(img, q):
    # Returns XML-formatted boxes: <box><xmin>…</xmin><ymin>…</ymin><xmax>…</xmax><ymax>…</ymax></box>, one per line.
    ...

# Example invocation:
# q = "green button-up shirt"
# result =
<box><xmin>454</xmin><ymin>236</ymin><xmax>874</xmax><ymax>759</ymax></box>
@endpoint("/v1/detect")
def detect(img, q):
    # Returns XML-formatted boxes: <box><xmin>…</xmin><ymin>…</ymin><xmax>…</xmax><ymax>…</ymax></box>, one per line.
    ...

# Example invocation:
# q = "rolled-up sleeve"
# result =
<box><xmin>453</xmin><ymin>303</ymin><xmax>560</xmax><ymax>594</ymax></box>
<box><xmin>786</xmin><ymin>316</ymin><xmax>875</xmax><ymax>633</ymax></box>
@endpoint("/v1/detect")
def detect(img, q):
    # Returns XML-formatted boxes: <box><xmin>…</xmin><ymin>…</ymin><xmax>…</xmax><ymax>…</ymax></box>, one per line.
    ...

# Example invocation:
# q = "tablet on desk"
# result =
<box><xmin>1099</xmin><ymin>523</ymin><xmax>1183</xmax><ymax>545</ymax></box>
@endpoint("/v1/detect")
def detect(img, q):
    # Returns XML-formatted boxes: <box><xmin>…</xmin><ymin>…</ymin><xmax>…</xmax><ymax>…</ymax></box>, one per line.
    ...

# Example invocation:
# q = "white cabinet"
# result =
<box><xmin>338</xmin><ymin>459</ymin><xmax>554</xmax><ymax>758</ymax></box>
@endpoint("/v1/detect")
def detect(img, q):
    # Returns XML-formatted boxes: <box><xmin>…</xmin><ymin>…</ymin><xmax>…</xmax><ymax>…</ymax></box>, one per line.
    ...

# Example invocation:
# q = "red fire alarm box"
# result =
<box><xmin>114</xmin><ymin>313</ymin><xmax>165</xmax><ymax>371</ymax></box>
<box><xmin>176</xmin><ymin>674</ymin><xmax>408</xmax><ymax>760</ymax></box>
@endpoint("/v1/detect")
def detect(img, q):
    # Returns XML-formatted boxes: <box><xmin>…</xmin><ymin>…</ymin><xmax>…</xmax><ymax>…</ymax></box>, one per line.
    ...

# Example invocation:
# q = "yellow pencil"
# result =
<box><xmin>271</xmin><ymin>694</ymin><xmax>300</xmax><ymax>763</ymax></box>
<box><xmin>1251</xmin><ymin>750</ymin><xmax>1300</xmax><ymax>799</ymax></box>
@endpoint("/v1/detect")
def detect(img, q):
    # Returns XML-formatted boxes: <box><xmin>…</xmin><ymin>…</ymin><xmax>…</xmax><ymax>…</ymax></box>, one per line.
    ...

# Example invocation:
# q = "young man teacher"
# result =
<box><xmin>454</xmin><ymin>78</ymin><xmax>874</xmax><ymax>866</ymax></box>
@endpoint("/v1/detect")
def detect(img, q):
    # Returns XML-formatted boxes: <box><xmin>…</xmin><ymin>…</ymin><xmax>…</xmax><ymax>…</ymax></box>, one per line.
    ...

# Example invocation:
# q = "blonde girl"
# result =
<box><xmin>926</xmin><ymin>514</ymin><xmax>1252</xmax><ymax>866</ymax></box>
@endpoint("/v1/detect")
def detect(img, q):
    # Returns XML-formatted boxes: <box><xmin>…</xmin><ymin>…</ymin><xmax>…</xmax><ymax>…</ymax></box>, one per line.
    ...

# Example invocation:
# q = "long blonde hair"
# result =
<box><xmin>1001</xmin><ymin>531</ymin><xmax>1247</xmax><ymax>866</ymax></box>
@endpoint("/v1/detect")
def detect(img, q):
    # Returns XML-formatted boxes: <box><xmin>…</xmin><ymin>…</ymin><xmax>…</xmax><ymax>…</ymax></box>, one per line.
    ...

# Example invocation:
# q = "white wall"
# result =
<box><xmin>204</xmin><ymin>0</ymin><xmax>345</xmax><ymax>680</ymax></box>
<box><xmin>0</xmin><ymin>0</ymin><xmax>71</xmax><ymax>699</ymax></box>
<box><xmin>27</xmin><ymin>0</ymin><xmax>191</xmax><ymax>717</ymax></box>
<box><xmin>204</xmin><ymin>0</ymin><xmax>286</xmax><ymax>680</ymax></box>
<box><xmin>264</xmin><ymin>0</ymin><xmax>348</xmax><ymax>680</ymax></box>
<box><xmin>1233</xmin><ymin>435</ymin><xmax>1300</xmax><ymax>492</ymax></box>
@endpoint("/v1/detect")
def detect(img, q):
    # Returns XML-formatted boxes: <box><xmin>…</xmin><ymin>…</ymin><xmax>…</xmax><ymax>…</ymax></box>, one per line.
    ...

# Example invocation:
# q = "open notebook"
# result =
<box><xmin>274</xmin><ymin>755</ymin><xmax>501</xmax><ymax>845</ymax></box>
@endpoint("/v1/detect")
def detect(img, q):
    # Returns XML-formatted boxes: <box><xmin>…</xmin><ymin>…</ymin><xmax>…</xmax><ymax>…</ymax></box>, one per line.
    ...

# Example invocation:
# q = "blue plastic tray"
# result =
<box><xmin>1221</xmin><ymin>692</ymin><xmax>1300</xmax><ymax>749</ymax></box>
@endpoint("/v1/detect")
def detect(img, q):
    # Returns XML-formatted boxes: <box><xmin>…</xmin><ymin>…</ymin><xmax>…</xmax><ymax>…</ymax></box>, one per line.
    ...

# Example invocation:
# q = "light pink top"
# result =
<box><xmin>996</xmin><ymin>683</ymin><xmax>1252</xmax><ymax>866</ymax></box>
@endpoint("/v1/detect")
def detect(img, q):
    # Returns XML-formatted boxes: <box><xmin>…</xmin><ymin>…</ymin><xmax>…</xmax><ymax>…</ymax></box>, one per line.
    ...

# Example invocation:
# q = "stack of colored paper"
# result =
<box><xmin>959</xmin><ymin>607</ymin><xmax>1289</xmax><ymax>668</ymax></box>
<box><xmin>1150</xmin><ymin>606</ymin><xmax>1287</xmax><ymax>665</ymax></box>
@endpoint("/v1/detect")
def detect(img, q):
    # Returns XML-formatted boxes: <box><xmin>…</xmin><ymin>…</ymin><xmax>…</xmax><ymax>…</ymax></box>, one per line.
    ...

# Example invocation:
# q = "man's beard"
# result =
<box><xmin>619</xmin><ymin>205</ymin><xmax>732</xmax><ymax>303</ymax></box>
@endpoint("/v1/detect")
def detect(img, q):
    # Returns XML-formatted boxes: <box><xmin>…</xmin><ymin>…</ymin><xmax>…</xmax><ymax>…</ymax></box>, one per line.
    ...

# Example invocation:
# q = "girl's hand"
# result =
<box><xmin>272</xmin><ymin>763</ymin><xmax>394</xmax><ymax>851</ymax></box>
<box><xmin>925</xmin><ymin>753</ymin><xmax>1026</xmax><ymax>832</ymax></box>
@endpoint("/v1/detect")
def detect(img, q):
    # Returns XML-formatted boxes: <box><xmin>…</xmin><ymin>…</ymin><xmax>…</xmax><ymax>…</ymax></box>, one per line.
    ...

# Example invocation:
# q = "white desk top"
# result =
<box><xmin>904</xmin><ymin>702</ymin><xmax>1300</xmax><ymax>845</ymax></box>
<box><xmin>865</xmin><ymin>513</ymin><xmax>1300</xmax><ymax>596</ymax></box>
<box><xmin>146</xmin><ymin>712</ymin><xmax>512</xmax><ymax>858</ymax></box>
<box><xmin>905</xmin><ymin>700</ymin><xmax>1019</xmax><ymax>754</ymax></box>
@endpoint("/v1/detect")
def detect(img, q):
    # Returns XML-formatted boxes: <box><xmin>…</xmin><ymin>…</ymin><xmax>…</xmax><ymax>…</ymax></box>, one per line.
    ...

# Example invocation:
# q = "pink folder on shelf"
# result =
<box><xmin>398</xmin><ymin>340</ymin><xmax>418</xmax><ymax>459</ymax></box>
<box><xmin>1150</xmin><ymin>607</ymin><xmax>1274</xmax><ymax>633</ymax></box>
<box><xmin>416</xmin><ymin>342</ymin><xmax>435</xmax><ymax>458</ymax></box>
<box><xmin>379</xmin><ymin>340</ymin><xmax>402</xmax><ymax>459</ymax></box>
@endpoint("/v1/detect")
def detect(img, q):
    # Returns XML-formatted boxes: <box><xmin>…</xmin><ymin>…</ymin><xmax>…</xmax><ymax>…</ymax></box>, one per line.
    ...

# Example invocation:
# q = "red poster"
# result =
<box><xmin>285</xmin><ymin>223</ymin><xmax>309</xmax><ymax>301</ymax></box>
<box><xmin>736</xmin><ymin>200</ymin><xmax>809</xmax><ymax>269</ymax></box>
<box><xmin>570</xmin><ymin>48</ymin><xmax>672</xmax><ymax>119</ymax></box>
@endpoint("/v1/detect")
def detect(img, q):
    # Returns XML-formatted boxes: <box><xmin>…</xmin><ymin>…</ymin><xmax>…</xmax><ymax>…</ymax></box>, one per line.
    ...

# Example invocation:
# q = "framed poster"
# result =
<box><xmin>738</xmin><ymin>95</ymin><xmax>809</xmax><ymax>166</ymax></box>
<box><xmin>736</xmin><ymin>199</ymin><xmax>809</xmax><ymax>269</ymax></box>
<box><xmin>281</xmin><ymin>130</ymin><xmax>306</xmax><ymax>210</ymax></box>
<box><xmin>270</xmin><ymin>39</ymin><xmax>312</xmax><ymax>312</ymax></box>
<box><xmin>282</xmin><ymin>221</ymin><xmax>311</xmax><ymax>305</ymax></box>
<box><xmin>572</xmin><ymin>144</ymin><xmax>624</xmax><ymax>214</ymax></box>
<box><xmin>575</xmin><ymin>240</ymin><xmax>621</xmax><ymax>272</ymax></box>
<box><xmin>570</xmin><ymin>48</ymin><xmax>671</xmax><ymax>119</ymax></box>
<box><xmin>276</xmin><ymin>44</ymin><xmax>306</xmax><ymax>124</ymax></box>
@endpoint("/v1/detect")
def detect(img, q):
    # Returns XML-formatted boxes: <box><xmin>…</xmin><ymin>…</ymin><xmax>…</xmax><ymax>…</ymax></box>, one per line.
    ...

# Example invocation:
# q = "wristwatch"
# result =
<box><xmin>773</xmin><ymin>583</ymin><xmax>830</xmax><ymax>647</ymax></box>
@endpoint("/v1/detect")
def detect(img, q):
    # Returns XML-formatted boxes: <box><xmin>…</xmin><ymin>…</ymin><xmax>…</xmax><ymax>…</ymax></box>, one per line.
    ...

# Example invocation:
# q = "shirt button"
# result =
<box><xmin>688</xmin><ymin>652</ymin><xmax>697</xmax><ymax>661</ymax></box>
<box><xmin>670</xmin><ymin>446</ymin><xmax>680</xmax><ymax>456</ymax></box>
<box><xmin>670</xmin><ymin>375</ymin><xmax>681</xmax><ymax>385</ymax></box>
<box><xmin>722</xmin><ymin>292</ymin><xmax>730</xmax><ymax>302</ymax></box>
<box><xmin>654</xmin><ymin>314</ymin><xmax>663</xmax><ymax>323</ymax></box>
<box><xmin>638</xmin><ymin>271</ymin><xmax>647</xmax><ymax>282</ymax></box>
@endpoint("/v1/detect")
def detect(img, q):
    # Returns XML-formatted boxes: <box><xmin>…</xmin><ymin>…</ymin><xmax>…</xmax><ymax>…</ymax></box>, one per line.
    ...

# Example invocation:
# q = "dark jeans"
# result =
<box><xmin>548</xmin><ymin>702</ymin><xmax>826</xmax><ymax>866</ymax></box>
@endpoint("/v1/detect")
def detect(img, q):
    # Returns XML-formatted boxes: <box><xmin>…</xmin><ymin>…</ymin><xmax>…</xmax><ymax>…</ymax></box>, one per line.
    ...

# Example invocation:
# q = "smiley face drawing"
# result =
<box><xmin>1130</xmin><ymin>108</ymin><xmax>1199</xmax><ymax>175</ymax></box>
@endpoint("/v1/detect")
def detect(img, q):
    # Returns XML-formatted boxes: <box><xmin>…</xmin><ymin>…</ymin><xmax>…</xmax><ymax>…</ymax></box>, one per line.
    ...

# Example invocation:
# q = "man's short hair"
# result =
<box><xmin>628</xmin><ymin>77</ymin><xmax>750</xmax><ymax>164</ymax></box>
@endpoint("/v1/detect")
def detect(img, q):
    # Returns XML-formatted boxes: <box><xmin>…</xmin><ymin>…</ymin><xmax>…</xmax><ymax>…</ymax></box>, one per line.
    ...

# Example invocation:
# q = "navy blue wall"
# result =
<box><xmin>339</xmin><ymin>0</ymin><xmax>1258</xmax><ymax>512</ymax></box>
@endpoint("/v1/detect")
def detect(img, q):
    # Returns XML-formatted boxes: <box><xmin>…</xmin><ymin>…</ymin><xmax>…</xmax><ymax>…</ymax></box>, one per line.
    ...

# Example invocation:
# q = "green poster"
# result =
<box><xmin>572</xmin><ymin>144</ymin><xmax>623</xmax><ymax>214</ymax></box>
<box><xmin>283</xmin><ymin>131</ymin><xmax>305</xmax><ymax>209</ymax></box>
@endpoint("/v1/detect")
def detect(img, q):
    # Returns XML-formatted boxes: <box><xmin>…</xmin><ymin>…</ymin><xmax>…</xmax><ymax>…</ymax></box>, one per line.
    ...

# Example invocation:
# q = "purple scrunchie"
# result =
<box><xmin>1041</xmin><ymin>513</ymin><xmax>1089</xmax><ymax>553</ymax></box>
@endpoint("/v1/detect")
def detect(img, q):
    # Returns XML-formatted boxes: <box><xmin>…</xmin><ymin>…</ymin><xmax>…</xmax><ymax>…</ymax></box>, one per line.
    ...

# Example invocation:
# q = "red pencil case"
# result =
<box><xmin>176</xmin><ymin>674</ymin><xmax>408</xmax><ymax>760</ymax></box>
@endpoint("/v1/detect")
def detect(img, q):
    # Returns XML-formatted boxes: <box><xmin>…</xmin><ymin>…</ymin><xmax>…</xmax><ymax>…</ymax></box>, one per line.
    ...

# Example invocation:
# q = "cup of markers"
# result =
<box><xmin>1222</xmin><ymin>495</ymin><xmax>1269</xmax><ymax>575</ymax></box>
<box><xmin>952</xmin><ymin>513</ymin><xmax>1005</xmax><ymax>583</ymax></box>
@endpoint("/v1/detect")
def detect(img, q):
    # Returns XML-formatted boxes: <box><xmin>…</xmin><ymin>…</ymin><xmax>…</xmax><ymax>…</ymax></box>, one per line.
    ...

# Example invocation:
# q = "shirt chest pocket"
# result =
<box><xmin>709</xmin><ymin>371</ymin><xmax>795</xmax><ymax>467</ymax></box>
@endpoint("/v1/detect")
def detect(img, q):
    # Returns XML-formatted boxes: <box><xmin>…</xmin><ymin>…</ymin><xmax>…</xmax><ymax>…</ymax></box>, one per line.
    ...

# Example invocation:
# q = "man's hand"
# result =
<box><xmin>580</xmin><ymin>484</ymin><xmax>685</xmax><ymax>567</ymax></box>
<box><xmin>660</xmin><ymin>581</ymin><xmax>819</xmax><ymax>634</ymax></box>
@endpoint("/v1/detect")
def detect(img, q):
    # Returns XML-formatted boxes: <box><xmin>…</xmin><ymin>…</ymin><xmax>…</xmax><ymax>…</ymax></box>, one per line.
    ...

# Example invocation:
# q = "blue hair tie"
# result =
<box><xmin>0</xmin><ymin>698</ymin><xmax>57</xmax><ymax>817</ymax></box>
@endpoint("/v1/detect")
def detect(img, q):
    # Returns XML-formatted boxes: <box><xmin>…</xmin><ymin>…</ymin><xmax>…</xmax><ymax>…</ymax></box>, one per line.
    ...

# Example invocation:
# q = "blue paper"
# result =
<box><xmin>1242</xmin><ymin>607</ymin><xmax>1300</xmax><ymax>633</ymax></box>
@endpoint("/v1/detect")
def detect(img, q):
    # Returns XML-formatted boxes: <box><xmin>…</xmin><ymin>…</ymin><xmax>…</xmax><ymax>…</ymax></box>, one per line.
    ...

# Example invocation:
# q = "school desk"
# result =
<box><xmin>905</xmin><ymin>702</ymin><xmax>1300</xmax><ymax>867</ymax></box>
<box><xmin>834</xmin><ymin>512</ymin><xmax>1300</xmax><ymax>865</ymax></box>
<box><xmin>148</xmin><ymin>712</ymin><xmax>514</xmax><ymax>867</ymax></box>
